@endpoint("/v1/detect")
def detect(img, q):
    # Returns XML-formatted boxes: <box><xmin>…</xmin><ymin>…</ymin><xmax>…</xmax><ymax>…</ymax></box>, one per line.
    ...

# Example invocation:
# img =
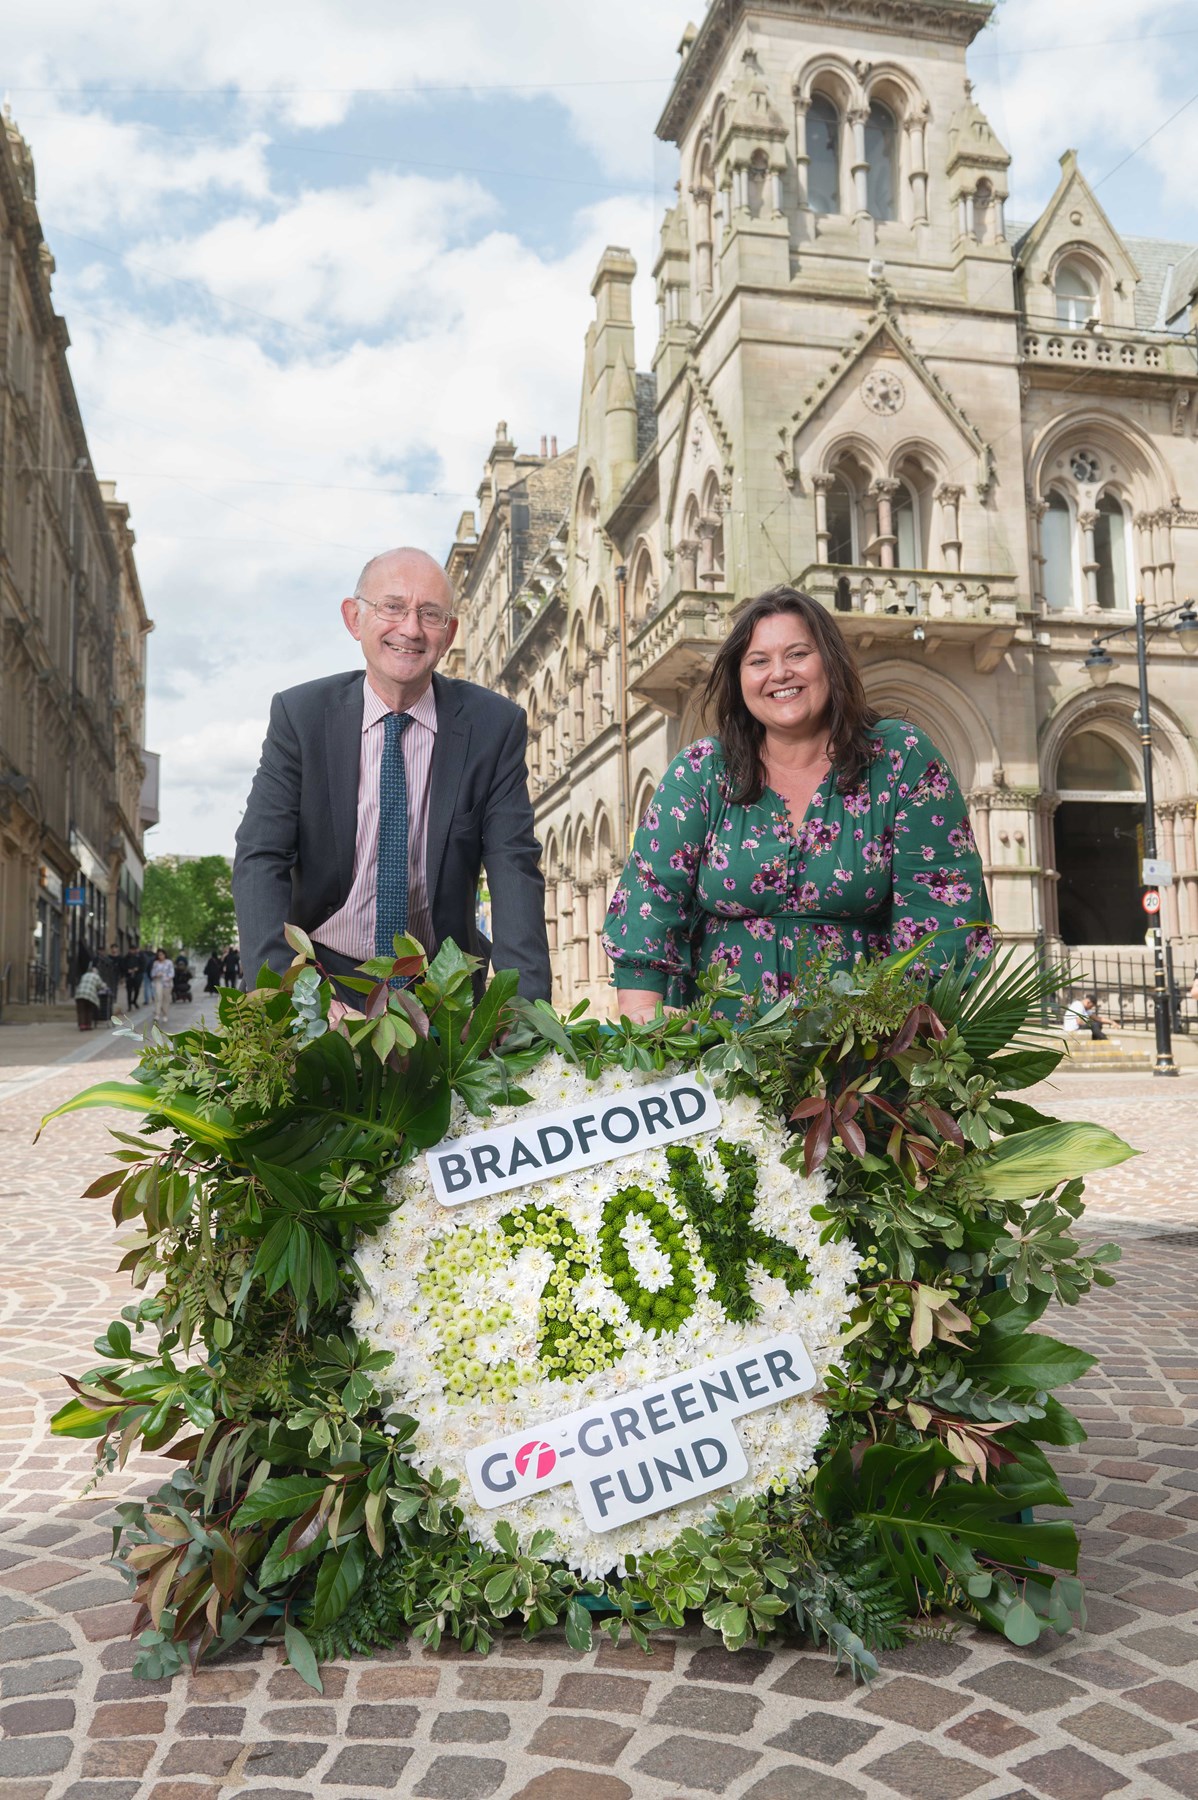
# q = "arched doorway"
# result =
<box><xmin>1053</xmin><ymin>730</ymin><xmax>1144</xmax><ymax>945</ymax></box>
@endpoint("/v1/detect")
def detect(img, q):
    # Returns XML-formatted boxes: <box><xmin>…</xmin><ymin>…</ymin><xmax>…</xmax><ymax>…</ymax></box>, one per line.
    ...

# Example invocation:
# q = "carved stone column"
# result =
<box><xmin>1154</xmin><ymin>511</ymin><xmax>1176</xmax><ymax>605</ymax></box>
<box><xmin>692</xmin><ymin>184</ymin><xmax>713</xmax><ymax>306</ymax></box>
<box><xmin>696</xmin><ymin>517</ymin><xmax>717</xmax><ymax>587</ymax></box>
<box><xmin>1028</xmin><ymin>497</ymin><xmax>1049</xmax><ymax>607</ymax></box>
<box><xmin>936</xmin><ymin>484</ymin><xmax>964</xmax><ymax>573</ymax></box>
<box><xmin>1079</xmin><ymin>511</ymin><xmax>1099</xmax><ymax>609</ymax></box>
<box><xmin>573</xmin><ymin>882</ymin><xmax>591</xmax><ymax>988</ymax></box>
<box><xmin>1160</xmin><ymin>806</ymin><xmax>1182</xmax><ymax>941</ymax></box>
<box><xmin>873</xmin><ymin>479</ymin><xmax>899</xmax><ymax>570</ymax></box>
<box><xmin>849</xmin><ymin>108</ymin><xmax>870</xmax><ymax>217</ymax></box>
<box><xmin>792</xmin><ymin>93</ymin><xmax>810</xmax><ymax>211</ymax></box>
<box><xmin>909</xmin><ymin>108</ymin><xmax>929</xmax><ymax>224</ymax></box>
<box><xmin>1037</xmin><ymin>793</ymin><xmax>1063</xmax><ymax>942</ymax></box>
<box><xmin>1133</xmin><ymin>513</ymin><xmax>1157</xmax><ymax>608</ymax></box>
<box><xmin>812</xmin><ymin>474</ymin><xmax>833</xmax><ymax>564</ymax></box>
<box><xmin>676</xmin><ymin>537</ymin><xmax>699</xmax><ymax>589</ymax></box>
<box><xmin>1178</xmin><ymin>804</ymin><xmax>1198</xmax><ymax>942</ymax></box>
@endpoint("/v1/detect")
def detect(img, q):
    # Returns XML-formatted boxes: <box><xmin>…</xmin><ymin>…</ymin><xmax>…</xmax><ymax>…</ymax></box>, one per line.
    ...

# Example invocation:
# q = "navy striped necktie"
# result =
<box><xmin>375</xmin><ymin>711</ymin><xmax>414</xmax><ymax>957</ymax></box>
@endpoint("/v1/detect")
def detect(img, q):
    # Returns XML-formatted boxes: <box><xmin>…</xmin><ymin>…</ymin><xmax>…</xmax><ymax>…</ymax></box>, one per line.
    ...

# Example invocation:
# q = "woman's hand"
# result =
<box><xmin>615</xmin><ymin>987</ymin><xmax>670</xmax><ymax>1026</ymax></box>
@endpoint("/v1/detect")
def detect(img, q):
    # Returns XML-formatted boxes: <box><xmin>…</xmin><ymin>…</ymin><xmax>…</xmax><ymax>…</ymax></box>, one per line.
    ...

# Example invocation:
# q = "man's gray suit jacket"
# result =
<box><xmin>232</xmin><ymin>669</ymin><xmax>552</xmax><ymax>1001</ymax></box>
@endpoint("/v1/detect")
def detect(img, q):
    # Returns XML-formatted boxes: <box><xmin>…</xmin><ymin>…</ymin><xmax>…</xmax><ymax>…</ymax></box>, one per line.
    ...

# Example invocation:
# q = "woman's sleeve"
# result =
<box><xmin>888</xmin><ymin>727</ymin><xmax>993</xmax><ymax>971</ymax></box>
<box><xmin>601</xmin><ymin>749</ymin><xmax>713</xmax><ymax>995</ymax></box>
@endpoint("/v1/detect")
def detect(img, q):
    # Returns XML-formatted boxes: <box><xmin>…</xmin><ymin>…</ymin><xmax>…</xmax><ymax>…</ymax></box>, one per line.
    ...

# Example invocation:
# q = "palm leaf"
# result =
<box><xmin>973</xmin><ymin>1121</ymin><xmax>1137</xmax><ymax>1200</ymax></box>
<box><xmin>927</xmin><ymin>944</ymin><xmax>1068</xmax><ymax>1057</ymax></box>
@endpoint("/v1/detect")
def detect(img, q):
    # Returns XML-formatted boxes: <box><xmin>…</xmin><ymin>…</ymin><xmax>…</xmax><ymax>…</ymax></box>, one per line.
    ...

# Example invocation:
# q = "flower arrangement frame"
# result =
<box><xmin>45</xmin><ymin>933</ymin><xmax>1131</xmax><ymax>1688</ymax></box>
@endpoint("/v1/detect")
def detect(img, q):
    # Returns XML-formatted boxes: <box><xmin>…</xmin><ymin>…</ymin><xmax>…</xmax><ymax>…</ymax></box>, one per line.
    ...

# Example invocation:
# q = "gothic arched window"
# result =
<box><xmin>1042</xmin><ymin>492</ymin><xmax>1075</xmax><ymax>611</ymax></box>
<box><xmin>1055</xmin><ymin>261</ymin><xmax>1098</xmax><ymax>328</ymax></box>
<box><xmin>807</xmin><ymin>94</ymin><xmax>841</xmax><ymax>215</ymax></box>
<box><xmin>1094</xmin><ymin>493</ymin><xmax>1130</xmax><ymax>611</ymax></box>
<box><xmin>865</xmin><ymin>102</ymin><xmax>898</xmax><ymax>222</ymax></box>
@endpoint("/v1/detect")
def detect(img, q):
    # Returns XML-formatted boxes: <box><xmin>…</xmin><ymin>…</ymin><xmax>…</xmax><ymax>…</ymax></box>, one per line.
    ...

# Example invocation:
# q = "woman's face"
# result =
<box><xmin>739</xmin><ymin>611</ymin><xmax>832</xmax><ymax>738</ymax></box>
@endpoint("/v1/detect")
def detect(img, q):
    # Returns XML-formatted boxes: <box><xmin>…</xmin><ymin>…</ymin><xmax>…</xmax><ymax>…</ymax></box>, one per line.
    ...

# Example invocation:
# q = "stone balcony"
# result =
<box><xmin>797</xmin><ymin>565</ymin><xmax>1022</xmax><ymax>672</ymax></box>
<box><xmin>1020</xmin><ymin>323</ymin><xmax>1198</xmax><ymax>379</ymax></box>
<box><xmin>627</xmin><ymin>586</ymin><xmax>736</xmax><ymax>714</ymax></box>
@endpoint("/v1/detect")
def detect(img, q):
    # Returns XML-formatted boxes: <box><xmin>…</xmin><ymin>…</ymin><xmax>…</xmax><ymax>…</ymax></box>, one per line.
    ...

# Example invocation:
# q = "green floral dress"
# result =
<box><xmin>602</xmin><ymin>719</ymin><xmax>991</xmax><ymax>1013</ymax></box>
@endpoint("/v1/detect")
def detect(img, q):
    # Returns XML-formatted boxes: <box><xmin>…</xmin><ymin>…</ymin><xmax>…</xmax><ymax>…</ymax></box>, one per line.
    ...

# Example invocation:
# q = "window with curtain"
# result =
<box><xmin>1042</xmin><ymin>492</ymin><xmax>1075</xmax><ymax>610</ymax></box>
<box><xmin>865</xmin><ymin>102</ymin><xmax>897</xmax><ymax>221</ymax></box>
<box><xmin>1055</xmin><ymin>262</ymin><xmax>1097</xmax><ymax>327</ymax></box>
<box><xmin>807</xmin><ymin>94</ymin><xmax>841</xmax><ymax>215</ymax></box>
<box><xmin>1094</xmin><ymin>493</ymin><xmax>1130</xmax><ymax>611</ymax></box>
<box><xmin>826</xmin><ymin>477</ymin><xmax>856</xmax><ymax>564</ymax></box>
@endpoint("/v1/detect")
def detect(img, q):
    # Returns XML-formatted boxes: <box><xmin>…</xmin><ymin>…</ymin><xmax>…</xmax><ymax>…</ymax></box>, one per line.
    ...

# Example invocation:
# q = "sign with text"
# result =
<box><xmin>1142</xmin><ymin>889</ymin><xmax>1161</xmax><ymax>914</ymax></box>
<box><xmin>426</xmin><ymin>1073</ymin><xmax>722</xmax><ymax>1207</ymax></box>
<box><xmin>464</xmin><ymin>1334</ymin><xmax>818</xmax><ymax>1532</ymax></box>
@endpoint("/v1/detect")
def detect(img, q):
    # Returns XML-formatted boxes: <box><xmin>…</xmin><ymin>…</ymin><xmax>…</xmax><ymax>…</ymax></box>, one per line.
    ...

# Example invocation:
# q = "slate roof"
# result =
<box><xmin>1009</xmin><ymin>220</ymin><xmax>1198</xmax><ymax>333</ymax></box>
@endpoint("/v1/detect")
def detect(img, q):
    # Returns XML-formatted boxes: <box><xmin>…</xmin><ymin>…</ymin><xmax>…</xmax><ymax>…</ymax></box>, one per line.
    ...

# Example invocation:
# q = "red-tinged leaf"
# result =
<box><xmin>83</xmin><ymin>1168</ymin><xmax>129</xmax><ymax>1199</ymax></box>
<box><xmin>907</xmin><ymin>1137</ymin><xmax>938</xmax><ymax>1170</ymax></box>
<box><xmin>804</xmin><ymin>1105</ymin><xmax>835</xmax><ymax>1174</ymax></box>
<box><xmin>835</xmin><ymin>1115</ymin><xmax>867</xmax><ymax>1157</ymax></box>
<box><xmin>211</xmin><ymin>1534</ymin><xmax>240</xmax><ymax>1601</ymax></box>
<box><xmin>865</xmin><ymin>1092</ymin><xmax>906</xmax><ymax>1126</ymax></box>
<box><xmin>920</xmin><ymin>1104</ymin><xmax>966</xmax><ymax>1148</ymax></box>
<box><xmin>62</xmin><ymin>1374</ymin><xmax>125</xmax><ymax>1409</ymax></box>
<box><xmin>146</xmin><ymin>1546</ymin><xmax>184</xmax><ymax>1627</ymax></box>
<box><xmin>161</xmin><ymin>1434</ymin><xmax>205</xmax><ymax>1463</ymax></box>
<box><xmin>886</xmin><ymin>1121</ymin><xmax>904</xmax><ymax>1164</ymax></box>
<box><xmin>789</xmin><ymin>1098</ymin><xmax>825</xmax><ymax>1122</ymax></box>
<box><xmin>391</xmin><ymin>953</ymin><xmax>424</xmax><ymax>980</ymax></box>
<box><xmin>285</xmin><ymin>1488</ymin><xmax>334</xmax><ymax>1557</ymax></box>
<box><xmin>836</xmin><ymin>1088</ymin><xmax>861</xmax><ymax>1121</ymax></box>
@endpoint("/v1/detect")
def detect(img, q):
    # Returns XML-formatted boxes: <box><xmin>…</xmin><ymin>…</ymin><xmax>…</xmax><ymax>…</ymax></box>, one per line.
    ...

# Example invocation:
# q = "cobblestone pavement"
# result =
<box><xmin>1</xmin><ymin>1036</ymin><xmax>1195</xmax><ymax>1800</ymax></box>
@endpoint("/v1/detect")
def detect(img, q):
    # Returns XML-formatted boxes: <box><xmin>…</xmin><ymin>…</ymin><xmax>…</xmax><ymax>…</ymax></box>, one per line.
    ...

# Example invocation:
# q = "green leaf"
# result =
<box><xmin>969</xmin><ymin>1331</ymin><xmax>1097</xmax><ymax>1394</ymax></box>
<box><xmin>232</xmin><ymin>1476</ymin><xmax>330</xmax><ymax>1527</ymax></box>
<box><xmin>973</xmin><ymin>1122</ymin><xmax>1137</xmax><ymax>1200</ymax></box>
<box><xmin>986</xmin><ymin>1049</ymin><xmax>1063</xmax><ymax>1090</ymax></box>
<box><xmin>283</xmin><ymin>1621</ymin><xmax>323</xmax><ymax>1693</ymax></box>
<box><xmin>564</xmin><ymin>1597</ymin><xmax>594</xmax><ymax>1653</ymax></box>
<box><xmin>258</xmin><ymin>1524</ymin><xmax>329</xmax><ymax>1591</ymax></box>
<box><xmin>309</xmin><ymin>1536</ymin><xmax>366</xmax><ymax>1630</ymax></box>
<box><xmin>39</xmin><ymin>1081</ymin><xmax>237</xmax><ymax>1150</ymax></box>
<box><xmin>50</xmin><ymin>1397</ymin><xmax>121</xmax><ymax>1438</ymax></box>
<box><xmin>1003</xmin><ymin>1599</ymin><xmax>1041</xmax><ymax>1646</ymax></box>
<box><xmin>811</xmin><ymin>1442</ymin><xmax>1077</xmax><ymax>1618</ymax></box>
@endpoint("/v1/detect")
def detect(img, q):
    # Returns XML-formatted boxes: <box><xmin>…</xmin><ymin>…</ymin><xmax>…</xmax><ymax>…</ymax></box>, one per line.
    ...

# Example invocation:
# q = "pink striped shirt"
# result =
<box><xmin>318</xmin><ymin>677</ymin><xmax>438</xmax><ymax>961</ymax></box>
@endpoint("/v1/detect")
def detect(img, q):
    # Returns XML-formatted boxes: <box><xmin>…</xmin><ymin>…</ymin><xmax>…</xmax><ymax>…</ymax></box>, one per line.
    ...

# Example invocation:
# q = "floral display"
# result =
<box><xmin>42</xmin><ymin>935</ymin><xmax>1133</xmax><ymax>1689</ymax></box>
<box><xmin>353</xmin><ymin>1056</ymin><xmax>854</xmax><ymax>1576</ymax></box>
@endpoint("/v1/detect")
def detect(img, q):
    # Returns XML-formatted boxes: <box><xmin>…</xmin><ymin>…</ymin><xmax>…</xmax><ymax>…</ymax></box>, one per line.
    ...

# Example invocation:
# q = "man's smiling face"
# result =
<box><xmin>340</xmin><ymin>548</ymin><xmax>458</xmax><ymax>709</ymax></box>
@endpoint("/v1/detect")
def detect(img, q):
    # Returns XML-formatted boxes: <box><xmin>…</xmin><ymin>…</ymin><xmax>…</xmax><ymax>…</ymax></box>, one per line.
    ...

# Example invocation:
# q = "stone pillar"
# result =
<box><xmin>770</xmin><ymin>167</ymin><xmax>784</xmax><ymax>218</ymax></box>
<box><xmin>1172</xmin><ymin>802</ymin><xmax>1187</xmax><ymax>943</ymax></box>
<box><xmin>1158</xmin><ymin>807</ymin><xmax>1181</xmax><ymax>941</ymax></box>
<box><xmin>1037</xmin><ymin>794</ymin><xmax>1062</xmax><ymax>942</ymax></box>
<box><xmin>573</xmin><ymin>883</ymin><xmax>590</xmax><ymax>988</ymax></box>
<box><xmin>693</xmin><ymin>185</ymin><xmax>713</xmax><ymax>306</ymax></box>
<box><xmin>677</xmin><ymin>537</ymin><xmax>699</xmax><ymax>589</ymax></box>
<box><xmin>1079</xmin><ymin>511</ymin><xmax>1099</xmax><ymax>609</ymax></box>
<box><xmin>1029</xmin><ymin>498</ymin><xmax>1049</xmax><ymax>606</ymax></box>
<box><xmin>1154</xmin><ymin>511</ymin><xmax>1176</xmax><ymax>605</ymax></box>
<box><xmin>909</xmin><ymin>111</ymin><xmax>929</xmax><ymax>224</ymax></box>
<box><xmin>936</xmin><ymin>484</ymin><xmax>964</xmax><ymax>573</ymax></box>
<box><xmin>792</xmin><ymin>94</ymin><xmax>810</xmax><ymax>210</ymax></box>
<box><xmin>812</xmin><ymin>474</ymin><xmax>833</xmax><ymax>563</ymax></box>
<box><xmin>1134</xmin><ymin>513</ymin><xmax>1157</xmax><ymax>608</ymax></box>
<box><xmin>849</xmin><ymin>109</ymin><xmax>869</xmax><ymax>217</ymax></box>
<box><xmin>873</xmin><ymin>479</ymin><xmax>899</xmax><ymax>570</ymax></box>
<box><xmin>994</xmin><ymin>195</ymin><xmax>1007</xmax><ymax>242</ymax></box>
<box><xmin>697</xmin><ymin>518</ymin><xmax>717</xmax><ymax>588</ymax></box>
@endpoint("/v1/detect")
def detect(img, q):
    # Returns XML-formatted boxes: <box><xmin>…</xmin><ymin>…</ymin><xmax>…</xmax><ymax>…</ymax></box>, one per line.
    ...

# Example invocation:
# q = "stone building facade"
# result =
<box><xmin>450</xmin><ymin>0</ymin><xmax>1198</xmax><ymax>1014</ymax></box>
<box><xmin>0</xmin><ymin>111</ymin><xmax>154</xmax><ymax>1009</ymax></box>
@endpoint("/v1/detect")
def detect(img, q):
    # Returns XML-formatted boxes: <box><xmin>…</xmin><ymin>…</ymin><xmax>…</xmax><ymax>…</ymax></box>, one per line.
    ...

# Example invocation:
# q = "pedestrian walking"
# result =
<box><xmin>123</xmin><ymin>943</ymin><xmax>143</xmax><ymax>1011</ymax></box>
<box><xmin>140</xmin><ymin>944</ymin><xmax>155</xmax><ymax>1007</ymax></box>
<box><xmin>74</xmin><ymin>962</ymin><xmax>104</xmax><ymax>1031</ymax></box>
<box><xmin>222</xmin><ymin>945</ymin><xmax>242</xmax><ymax>990</ymax></box>
<box><xmin>150</xmin><ymin>947</ymin><xmax>173</xmax><ymax>1027</ymax></box>
<box><xmin>203</xmin><ymin>950</ymin><xmax>222</xmax><ymax>994</ymax></box>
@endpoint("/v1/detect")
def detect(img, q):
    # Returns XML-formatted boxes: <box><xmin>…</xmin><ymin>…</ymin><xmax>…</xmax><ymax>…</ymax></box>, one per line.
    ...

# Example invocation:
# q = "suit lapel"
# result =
<box><xmin>326</xmin><ymin>674</ymin><xmax>364</xmax><ymax>899</ymax></box>
<box><xmin>426</xmin><ymin>673</ymin><xmax>470</xmax><ymax>904</ymax></box>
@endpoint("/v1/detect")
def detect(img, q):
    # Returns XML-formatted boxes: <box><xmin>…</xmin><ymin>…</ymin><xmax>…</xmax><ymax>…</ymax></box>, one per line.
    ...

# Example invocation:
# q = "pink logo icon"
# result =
<box><xmin>514</xmin><ymin>1440</ymin><xmax>557</xmax><ymax>1481</ymax></box>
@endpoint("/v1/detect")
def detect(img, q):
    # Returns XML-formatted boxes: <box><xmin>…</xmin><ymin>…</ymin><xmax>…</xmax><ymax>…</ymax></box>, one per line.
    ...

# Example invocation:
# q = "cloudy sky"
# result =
<box><xmin>8</xmin><ymin>0</ymin><xmax>1198</xmax><ymax>855</ymax></box>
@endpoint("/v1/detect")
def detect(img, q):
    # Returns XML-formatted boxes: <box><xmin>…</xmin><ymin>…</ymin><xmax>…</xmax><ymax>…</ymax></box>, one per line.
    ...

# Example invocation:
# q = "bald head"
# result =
<box><xmin>354</xmin><ymin>547</ymin><xmax>454</xmax><ymax>612</ymax></box>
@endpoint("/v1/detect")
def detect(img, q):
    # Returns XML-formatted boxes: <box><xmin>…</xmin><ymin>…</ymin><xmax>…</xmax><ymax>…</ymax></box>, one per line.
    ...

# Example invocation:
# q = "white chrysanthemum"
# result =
<box><xmin>353</xmin><ymin>1053</ymin><xmax>856</xmax><ymax>1577</ymax></box>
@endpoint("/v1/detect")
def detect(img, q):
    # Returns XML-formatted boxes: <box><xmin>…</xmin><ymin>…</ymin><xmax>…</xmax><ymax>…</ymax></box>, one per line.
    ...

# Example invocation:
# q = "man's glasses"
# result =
<box><xmin>359</xmin><ymin>597</ymin><xmax>453</xmax><ymax>631</ymax></box>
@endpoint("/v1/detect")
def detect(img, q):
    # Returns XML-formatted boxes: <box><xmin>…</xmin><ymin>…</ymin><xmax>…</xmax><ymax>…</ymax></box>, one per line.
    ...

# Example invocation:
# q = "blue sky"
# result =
<box><xmin>7</xmin><ymin>0</ymin><xmax>1198</xmax><ymax>854</ymax></box>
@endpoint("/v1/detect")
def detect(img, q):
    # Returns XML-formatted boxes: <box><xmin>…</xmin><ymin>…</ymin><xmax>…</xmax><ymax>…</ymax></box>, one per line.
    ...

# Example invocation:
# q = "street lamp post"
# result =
<box><xmin>1083</xmin><ymin>595</ymin><xmax>1198</xmax><ymax>1078</ymax></box>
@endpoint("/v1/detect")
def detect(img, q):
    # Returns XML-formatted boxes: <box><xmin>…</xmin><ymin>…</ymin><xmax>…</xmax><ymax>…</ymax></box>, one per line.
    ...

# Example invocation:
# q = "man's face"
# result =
<box><xmin>341</xmin><ymin>554</ymin><xmax>458</xmax><ymax>700</ymax></box>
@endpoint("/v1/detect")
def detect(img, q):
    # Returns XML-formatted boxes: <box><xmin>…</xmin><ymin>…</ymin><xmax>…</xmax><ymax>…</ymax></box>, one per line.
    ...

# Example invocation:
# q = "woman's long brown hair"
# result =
<box><xmin>702</xmin><ymin>586</ymin><xmax>878</xmax><ymax>805</ymax></box>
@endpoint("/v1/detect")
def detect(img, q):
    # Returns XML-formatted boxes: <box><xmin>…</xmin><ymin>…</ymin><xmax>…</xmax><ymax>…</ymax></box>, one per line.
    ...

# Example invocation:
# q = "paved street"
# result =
<box><xmin>0</xmin><ymin>1026</ymin><xmax>1196</xmax><ymax>1800</ymax></box>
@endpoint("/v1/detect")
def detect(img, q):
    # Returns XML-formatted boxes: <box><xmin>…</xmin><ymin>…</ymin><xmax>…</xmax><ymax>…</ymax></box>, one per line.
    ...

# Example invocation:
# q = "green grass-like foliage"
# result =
<box><xmin>45</xmin><ymin>931</ymin><xmax>1130</xmax><ymax>1688</ymax></box>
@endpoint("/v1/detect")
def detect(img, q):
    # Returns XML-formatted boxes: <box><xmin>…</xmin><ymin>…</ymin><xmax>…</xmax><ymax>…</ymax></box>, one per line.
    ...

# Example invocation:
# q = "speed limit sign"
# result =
<box><xmin>1143</xmin><ymin>889</ymin><xmax>1161</xmax><ymax>914</ymax></box>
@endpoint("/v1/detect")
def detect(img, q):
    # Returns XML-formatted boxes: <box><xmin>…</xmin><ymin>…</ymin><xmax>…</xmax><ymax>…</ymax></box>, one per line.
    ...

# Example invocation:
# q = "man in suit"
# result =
<box><xmin>233</xmin><ymin>546</ymin><xmax>551</xmax><ymax>1002</ymax></box>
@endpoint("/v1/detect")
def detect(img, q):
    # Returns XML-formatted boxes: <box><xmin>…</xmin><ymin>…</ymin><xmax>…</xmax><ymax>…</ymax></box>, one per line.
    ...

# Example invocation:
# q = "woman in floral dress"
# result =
<box><xmin>603</xmin><ymin>587</ymin><xmax>991</xmax><ymax>1021</ymax></box>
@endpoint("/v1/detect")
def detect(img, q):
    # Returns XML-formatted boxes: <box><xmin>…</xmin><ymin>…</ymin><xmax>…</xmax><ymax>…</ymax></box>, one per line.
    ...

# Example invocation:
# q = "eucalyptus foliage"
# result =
<box><xmin>46</xmin><ymin>931</ymin><xmax>1129</xmax><ymax>1688</ymax></box>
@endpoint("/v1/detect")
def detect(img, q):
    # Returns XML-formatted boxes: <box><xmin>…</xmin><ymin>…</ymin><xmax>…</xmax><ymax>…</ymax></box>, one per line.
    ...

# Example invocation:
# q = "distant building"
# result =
<box><xmin>450</xmin><ymin>0</ymin><xmax>1198</xmax><ymax>1014</ymax></box>
<box><xmin>0</xmin><ymin>109</ymin><xmax>155</xmax><ymax>1009</ymax></box>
